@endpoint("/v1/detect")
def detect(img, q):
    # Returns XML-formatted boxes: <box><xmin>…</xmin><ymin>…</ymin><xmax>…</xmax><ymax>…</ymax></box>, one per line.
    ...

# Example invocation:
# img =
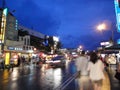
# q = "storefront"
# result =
<box><xmin>103</xmin><ymin>44</ymin><xmax>120</xmax><ymax>64</ymax></box>
<box><xmin>4</xmin><ymin>46</ymin><xmax>33</xmax><ymax>66</ymax></box>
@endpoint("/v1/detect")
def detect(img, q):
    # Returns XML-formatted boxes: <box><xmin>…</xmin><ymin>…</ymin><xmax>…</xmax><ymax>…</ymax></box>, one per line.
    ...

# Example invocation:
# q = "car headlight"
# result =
<box><xmin>53</xmin><ymin>60</ymin><xmax>61</xmax><ymax>63</ymax></box>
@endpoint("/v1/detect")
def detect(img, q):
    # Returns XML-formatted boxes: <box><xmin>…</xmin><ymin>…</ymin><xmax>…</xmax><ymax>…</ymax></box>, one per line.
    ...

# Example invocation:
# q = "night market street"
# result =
<box><xmin>1</xmin><ymin>0</ymin><xmax>120</xmax><ymax>90</ymax></box>
<box><xmin>0</xmin><ymin>60</ymin><xmax>78</xmax><ymax>90</ymax></box>
<box><xmin>0</xmin><ymin>60</ymin><xmax>120</xmax><ymax>90</ymax></box>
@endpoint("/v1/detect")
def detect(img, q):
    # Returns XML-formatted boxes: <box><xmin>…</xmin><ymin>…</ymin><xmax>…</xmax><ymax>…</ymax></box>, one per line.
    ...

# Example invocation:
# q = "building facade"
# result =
<box><xmin>5</xmin><ymin>12</ymin><xmax>18</xmax><ymax>41</ymax></box>
<box><xmin>0</xmin><ymin>8</ymin><xmax>34</xmax><ymax>65</ymax></box>
<box><xmin>18</xmin><ymin>25</ymin><xmax>45</xmax><ymax>51</ymax></box>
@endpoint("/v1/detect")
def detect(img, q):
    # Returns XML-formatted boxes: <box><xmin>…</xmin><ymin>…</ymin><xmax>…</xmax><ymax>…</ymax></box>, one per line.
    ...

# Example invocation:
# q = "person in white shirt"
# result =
<box><xmin>75</xmin><ymin>51</ymin><xmax>90</xmax><ymax>90</ymax></box>
<box><xmin>75</xmin><ymin>51</ymin><xmax>89</xmax><ymax>75</ymax></box>
<box><xmin>87</xmin><ymin>52</ymin><xmax>105</xmax><ymax>90</ymax></box>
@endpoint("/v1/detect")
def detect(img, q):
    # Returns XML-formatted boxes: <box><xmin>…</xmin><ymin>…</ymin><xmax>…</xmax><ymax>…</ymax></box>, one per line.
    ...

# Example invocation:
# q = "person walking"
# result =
<box><xmin>75</xmin><ymin>51</ymin><xmax>90</xmax><ymax>90</ymax></box>
<box><xmin>10</xmin><ymin>58</ymin><xmax>14</xmax><ymax>71</ymax></box>
<box><xmin>17</xmin><ymin>55</ymin><xmax>21</xmax><ymax>67</ymax></box>
<box><xmin>87</xmin><ymin>52</ymin><xmax>105</xmax><ymax>90</ymax></box>
<box><xmin>114</xmin><ymin>62</ymin><xmax>120</xmax><ymax>81</ymax></box>
<box><xmin>0</xmin><ymin>58</ymin><xmax>4</xmax><ymax>70</ymax></box>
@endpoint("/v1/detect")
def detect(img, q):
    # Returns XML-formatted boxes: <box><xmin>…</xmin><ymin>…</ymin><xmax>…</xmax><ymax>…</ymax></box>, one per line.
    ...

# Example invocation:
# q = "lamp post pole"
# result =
<box><xmin>112</xmin><ymin>30</ymin><xmax>114</xmax><ymax>42</ymax></box>
<box><xmin>97</xmin><ymin>23</ymin><xmax>107</xmax><ymax>41</ymax></box>
<box><xmin>97</xmin><ymin>23</ymin><xmax>115</xmax><ymax>47</ymax></box>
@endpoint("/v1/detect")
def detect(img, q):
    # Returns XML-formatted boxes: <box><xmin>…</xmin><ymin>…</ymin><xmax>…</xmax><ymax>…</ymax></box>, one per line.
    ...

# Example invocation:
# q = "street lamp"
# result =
<box><xmin>79</xmin><ymin>45</ymin><xmax>82</xmax><ymax>50</ymax></box>
<box><xmin>96</xmin><ymin>23</ymin><xmax>114</xmax><ymax>46</ymax></box>
<box><xmin>96</xmin><ymin>23</ymin><xmax>107</xmax><ymax>32</ymax></box>
<box><xmin>96</xmin><ymin>23</ymin><xmax>107</xmax><ymax>43</ymax></box>
<box><xmin>77</xmin><ymin>45</ymin><xmax>83</xmax><ymax>52</ymax></box>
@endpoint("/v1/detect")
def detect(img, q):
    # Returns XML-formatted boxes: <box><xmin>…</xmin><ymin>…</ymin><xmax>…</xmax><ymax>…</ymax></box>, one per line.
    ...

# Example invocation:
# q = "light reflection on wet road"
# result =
<box><xmin>0</xmin><ymin>60</ymin><xmax>77</xmax><ymax>90</ymax></box>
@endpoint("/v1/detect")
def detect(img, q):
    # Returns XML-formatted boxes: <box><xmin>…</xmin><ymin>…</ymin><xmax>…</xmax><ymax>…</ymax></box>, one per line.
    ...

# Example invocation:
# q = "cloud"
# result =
<box><xmin>61</xmin><ymin>34</ymin><xmax>100</xmax><ymax>50</ymax></box>
<box><xmin>5</xmin><ymin>0</ymin><xmax>118</xmax><ymax>50</ymax></box>
<box><xmin>6</xmin><ymin>0</ymin><xmax>61</xmax><ymax>35</ymax></box>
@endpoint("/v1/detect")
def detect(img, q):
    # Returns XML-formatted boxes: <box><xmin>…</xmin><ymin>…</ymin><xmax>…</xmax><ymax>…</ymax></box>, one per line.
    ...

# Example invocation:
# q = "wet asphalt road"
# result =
<box><xmin>0</xmin><ymin>60</ymin><xmax>78</xmax><ymax>90</ymax></box>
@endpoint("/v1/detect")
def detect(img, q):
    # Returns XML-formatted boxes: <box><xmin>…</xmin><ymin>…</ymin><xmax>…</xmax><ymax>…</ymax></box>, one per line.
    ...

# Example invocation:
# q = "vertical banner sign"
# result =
<box><xmin>114</xmin><ymin>0</ymin><xmax>120</xmax><ymax>32</ymax></box>
<box><xmin>0</xmin><ymin>8</ymin><xmax>8</xmax><ymax>43</ymax></box>
<box><xmin>0</xmin><ymin>8</ymin><xmax>8</xmax><ymax>54</ymax></box>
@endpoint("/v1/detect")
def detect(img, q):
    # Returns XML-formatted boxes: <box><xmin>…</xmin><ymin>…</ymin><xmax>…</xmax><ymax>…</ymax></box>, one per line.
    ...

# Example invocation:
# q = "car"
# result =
<box><xmin>71</xmin><ymin>52</ymin><xmax>78</xmax><ymax>58</ymax></box>
<box><xmin>46</xmin><ymin>55</ymin><xmax>66</xmax><ymax>67</ymax></box>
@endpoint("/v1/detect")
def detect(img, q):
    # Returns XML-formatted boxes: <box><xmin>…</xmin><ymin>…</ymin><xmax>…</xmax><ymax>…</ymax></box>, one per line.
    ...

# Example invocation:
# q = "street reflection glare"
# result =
<box><xmin>65</xmin><ymin>60</ymin><xmax>70</xmax><ymax>70</ymax></box>
<box><xmin>0</xmin><ymin>60</ymin><xmax>78</xmax><ymax>90</ymax></box>
<box><xmin>11</xmin><ymin>82</ymin><xmax>17</xmax><ymax>89</ymax></box>
<box><xmin>41</xmin><ymin>64</ymin><xmax>48</xmax><ymax>72</ymax></box>
<box><xmin>12</xmin><ymin>70</ymin><xmax>18</xmax><ymax>77</ymax></box>
<box><xmin>3</xmin><ymin>70</ymin><xmax>9</xmax><ymax>80</ymax></box>
<box><xmin>53</xmin><ymin>68</ymin><xmax>62</xmax><ymax>87</ymax></box>
<box><xmin>11</xmin><ymin>70</ymin><xmax>19</xmax><ymax>80</ymax></box>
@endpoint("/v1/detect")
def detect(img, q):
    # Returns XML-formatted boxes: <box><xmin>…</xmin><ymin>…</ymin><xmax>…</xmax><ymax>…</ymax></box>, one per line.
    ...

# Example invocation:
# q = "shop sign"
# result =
<box><xmin>8</xmin><ymin>46</ymin><xmax>15</xmax><ymax>50</ymax></box>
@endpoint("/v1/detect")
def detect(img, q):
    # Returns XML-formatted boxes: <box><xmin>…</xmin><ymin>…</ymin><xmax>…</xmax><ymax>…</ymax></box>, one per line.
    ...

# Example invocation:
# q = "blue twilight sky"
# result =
<box><xmin>0</xmin><ymin>0</ymin><xmax>120</xmax><ymax>50</ymax></box>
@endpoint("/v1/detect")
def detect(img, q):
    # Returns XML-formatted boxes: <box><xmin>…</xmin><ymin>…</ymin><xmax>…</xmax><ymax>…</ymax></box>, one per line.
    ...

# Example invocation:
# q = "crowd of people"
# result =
<box><xmin>75</xmin><ymin>50</ymin><xmax>120</xmax><ymax>90</ymax></box>
<box><xmin>0</xmin><ymin>55</ymin><xmax>33</xmax><ymax>71</ymax></box>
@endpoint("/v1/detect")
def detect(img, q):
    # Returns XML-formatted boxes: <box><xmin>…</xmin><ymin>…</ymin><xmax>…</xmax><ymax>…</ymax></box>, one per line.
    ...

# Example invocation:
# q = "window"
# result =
<box><xmin>24</xmin><ymin>38</ymin><xmax>26</xmax><ymax>45</ymax></box>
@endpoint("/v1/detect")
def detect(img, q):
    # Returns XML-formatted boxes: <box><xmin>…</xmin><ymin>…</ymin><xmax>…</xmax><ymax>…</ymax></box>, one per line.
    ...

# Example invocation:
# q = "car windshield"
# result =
<box><xmin>52</xmin><ymin>56</ymin><xmax>64</xmax><ymax>60</ymax></box>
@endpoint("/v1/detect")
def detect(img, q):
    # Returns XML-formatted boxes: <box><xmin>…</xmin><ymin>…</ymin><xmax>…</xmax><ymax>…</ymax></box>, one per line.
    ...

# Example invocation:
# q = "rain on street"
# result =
<box><xmin>0</xmin><ymin>60</ymin><xmax>78</xmax><ymax>90</ymax></box>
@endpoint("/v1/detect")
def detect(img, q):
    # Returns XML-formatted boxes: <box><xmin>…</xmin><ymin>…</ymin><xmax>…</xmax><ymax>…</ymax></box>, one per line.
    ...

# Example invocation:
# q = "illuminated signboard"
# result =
<box><xmin>114</xmin><ymin>0</ymin><xmax>120</xmax><ymax>32</ymax></box>
<box><xmin>3</xmin><ymin>8</ymin><xmax>8</xmax><ymax>16</ymax></box>
<box><xmin>0</xmin><ymin>8</ymin><xmax>8</xmax><ymax>43</ymax></box>
<box><xmin>7</xmin><ymin>46</ymin><xmax>15</xmax><ymax>50</ymax></box>
<box><xmin>117</xmin><ymin>39</ymin><xmax>120</xmax><ymax>44</ymax></box>
<box><xmin>100</xmin><ymin>42</ymin><xmax>110</xmax><ymax>46</ymax></box>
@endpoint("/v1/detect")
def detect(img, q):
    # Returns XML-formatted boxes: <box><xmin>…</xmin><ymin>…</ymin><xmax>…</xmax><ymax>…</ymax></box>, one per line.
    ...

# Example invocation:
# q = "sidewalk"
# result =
<box><xmin>76</xmin><ymin>70</ymin><xmax>110</xmax><ymax>90</ymax></box>
<box><xmin>102</xmin><ymin>71</ymin><xmax>110</xmax><ymax>90</ymax></box>
<box><xmin>107</xmin><ymin>67</ymin><xmax>120</xmax><ymax>90</ymax></box>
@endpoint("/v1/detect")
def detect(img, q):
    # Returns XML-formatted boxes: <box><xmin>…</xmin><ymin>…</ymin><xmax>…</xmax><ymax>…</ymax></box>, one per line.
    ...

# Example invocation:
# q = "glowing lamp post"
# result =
<box><xmin>96</xmin><ymin>23</ymin><xmax>108</xmax><ymax>42</ymax></box>
<box><xmin>34</xmin><ymin>48</ymin><xmax>37</xmax><ymax>51</ymax></box>
<box><xmin>97</xmin><ymin>23</ymin><xmax>106</xmax><ymax>32</ymax></box>
<box><xmin>96</xmin><ymin>23</ymin><xmax>114</xmax><ymax>42</ymax></box>
<box><xmin>79</xmin><ymin>45</ymin><xmax>82</xmax><ymax>50</ymax></box>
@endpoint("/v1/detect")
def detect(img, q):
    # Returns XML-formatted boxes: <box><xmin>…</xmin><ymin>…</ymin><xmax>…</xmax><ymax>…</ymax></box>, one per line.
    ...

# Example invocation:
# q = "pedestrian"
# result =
<box><xmin>96</xmin><ymin>51</ymin><xmax>104</xmax><ymax>62</ymax></box>
<box><xmin>116</xmin><ymin>61</ymin><xmax>120</xmax><ymax>72</ymax></box>
<box><xmin>28</xmin><ymin>56</ymin><xmax>31</xmax><ymax>65</ymax></box>
<box><xmin>17</xmin><ymin>55</ymin><xmax>21</xmax><ymax>67</ymax></box>
<box><xmin>10</xmin><ymin>58</ymin><xmax>14</xmax><ymax>71</ymax></box>
<box><xmin>75</xmin><ymin>51</ymin><xmax>89</xmax><ymax>75</ymax></box>
<box><xmin>114</xmin><ymin>62</ymin><xmax>120</xmax><ymax>81</ymax></box>
<box><xmin>75</xmin><ymin>51</ymin><xmax>90</xmax><ymax>90</ymax></box>
<box><xmin>22</xmin><ymin>56</ymin><xmax>25</xmax><ymax>66</ymax></box>
<box><xmin>87</xmin><ymin>52</ymin><xmax>105</xmax><ymax>90</ymax></box>
<box><xmin>0</xmin><ymin>58</ymin><xmax>4</xmax><ymax>70</ymax></box>
<box><xmin>104</xmin><ymin>54</ymin><xmax>109</xmax><ymax>68</ymax></box>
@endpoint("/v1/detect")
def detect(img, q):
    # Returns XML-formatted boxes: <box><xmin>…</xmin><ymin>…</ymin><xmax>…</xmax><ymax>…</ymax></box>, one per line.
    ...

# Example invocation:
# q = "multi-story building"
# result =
<box><xmin>0</xmin><ymin>8</ymin><xmax>2</xmax><ymax>35</ymax></box>
<box><xmin>0</xmin><ymin>7</ymin><xmax>54</xmax><ymax>66</ymax></box>
<box><xmin>0</xmin><ymin>8</ymin><xmax>34</xmax><ymax>65</ymax></box>
<box><xmin>0</xmin><ymin>8</ymin><xmax>22</xmax><ymax>65</ymax></box>
<box><xmin>18</xmin><ymin>25</ymin><xmax>45</xmax><ymax>51</ymax></box>
<box><xmin>5</xmin><ymin>12</ymin><xmax>18</xmax><ymax>41</ymax></box>
<box><xmin>0</xmin><ymin>8</ymin><xmax>18</xmax><ymax>43</ymax></box>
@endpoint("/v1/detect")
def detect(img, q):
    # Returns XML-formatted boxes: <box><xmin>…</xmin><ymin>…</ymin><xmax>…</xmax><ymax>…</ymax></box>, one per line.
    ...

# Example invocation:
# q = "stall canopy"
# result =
<box><xmin>105</xmin><ymin>44</ymin><xmax>120</xmax><ymax>51</ymax></box>
<box><xmin>103</xmin><ymin>44</ymin><xmax>120</xmax><ymax>54</ymax></box>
